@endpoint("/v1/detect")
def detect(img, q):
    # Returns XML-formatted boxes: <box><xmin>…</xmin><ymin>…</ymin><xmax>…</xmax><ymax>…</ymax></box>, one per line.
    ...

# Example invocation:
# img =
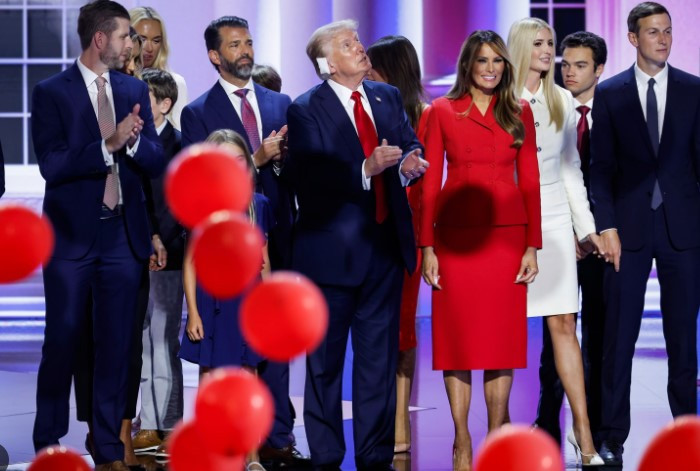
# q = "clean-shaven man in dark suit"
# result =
<box><xmin>590</xmin><ymin>2</ymin><xmax>700</xmax><ymax>466</ymax></box>
<box><xmin>535</xmin><ymin>31</ymin><xmax>608</xmax><ymax>446</ymax></box>
<box><xmin>180</xmin><ymin>16</ymin><xmax>306</xmax><ymax>467</ymax></box>
<box><xmin>285</xmin><ymin>19</ymin><xmax>428</xmax><ymax>470</ymax></box>
<box><xmin>31</xmin><ymin>1</ymin><xmax>164</xmax><ymax>469</ymax></box>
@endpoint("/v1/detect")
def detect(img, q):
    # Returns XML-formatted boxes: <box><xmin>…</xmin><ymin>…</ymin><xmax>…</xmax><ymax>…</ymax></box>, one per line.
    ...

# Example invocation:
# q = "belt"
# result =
<box><xmin>100</xmin><ymin>204</ymin><xmax>124</xmax><ymax>219</ymax></box>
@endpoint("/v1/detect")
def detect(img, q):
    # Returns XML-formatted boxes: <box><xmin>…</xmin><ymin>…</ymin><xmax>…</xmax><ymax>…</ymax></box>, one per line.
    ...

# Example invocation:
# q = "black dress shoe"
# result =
<box><xmin>259</xmin><ymin>444</ymin><xmax>312</xmax><ymax>467</ymax></box>
<box><xmin>599</xmin><ymin>441</ymin><xmax>624</xmax><ymax>466</ymax></box>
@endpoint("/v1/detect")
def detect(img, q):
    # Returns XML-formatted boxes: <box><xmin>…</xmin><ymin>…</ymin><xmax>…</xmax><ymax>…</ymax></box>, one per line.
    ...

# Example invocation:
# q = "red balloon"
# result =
<box><xmin>29</xmin><ymin>446</ymin><xmax>90</xmax><ymax>471</ymax></box>
<box><xmin>191</xmin><ymin>211</ymin><xmax>263</xmax><ymax>299</ymax></box>
<box><xmin>240</xmin><ymin>271</ymin><xmax>328</xmax><ymax>361</ymax></box>
<box><xmin>474</xmin><ymin>425</ymin><xmax>564</xmax><ymax>471</ymax></box>
<box><xmin>195</xmin><ymin>367</ymin><xmax>274</xmax><ymax>456</ymax></box>
<box><xmin>639</xmin><ymin>415</ymin><xmax>700</xmax><ymax>471</ymax></box>
<box><xmin>169</xmin><ymin>420</ymin><xmax>244</xmax><ymax>471</ymax></box>
<box><xmin>0</xmin><ymin>204</ymin><xmax>54</xmax><ymax>283</ymax></box>
<box><xmin>165</xmin><ymin>144</ymin><xmax>253</xmax><ymax>228</ymax></box>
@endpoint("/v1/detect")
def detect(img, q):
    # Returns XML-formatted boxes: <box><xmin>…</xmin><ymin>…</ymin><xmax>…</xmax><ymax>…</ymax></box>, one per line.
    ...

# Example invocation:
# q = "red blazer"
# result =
<box><xmin>418</xmin><ymin>95</ymin><xmax>542</xmax><ymax>248</ymax></box>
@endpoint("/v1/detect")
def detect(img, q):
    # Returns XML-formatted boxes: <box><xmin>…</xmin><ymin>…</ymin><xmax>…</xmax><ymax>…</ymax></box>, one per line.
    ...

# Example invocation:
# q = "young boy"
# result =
<box><xmin>132</xmin><ymin>68</ymin><xmax>185</xmax><ymax>463</ymax></box>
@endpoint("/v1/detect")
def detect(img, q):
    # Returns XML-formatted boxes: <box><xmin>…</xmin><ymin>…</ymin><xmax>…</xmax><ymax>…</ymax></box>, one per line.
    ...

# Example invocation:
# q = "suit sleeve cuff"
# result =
<box><xmin>101</xmin><ymin>140</ymin><xmax>114</xmax><ymax>166</ymax></box>
<box><xmin>361</xmin><ymin>160</ymin><xmax>371</xmax><ymax>191</ymax></box>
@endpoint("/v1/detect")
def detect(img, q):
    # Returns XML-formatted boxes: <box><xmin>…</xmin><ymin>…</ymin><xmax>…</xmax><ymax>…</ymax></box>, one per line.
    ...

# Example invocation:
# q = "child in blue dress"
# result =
<box><xmin>179</xmin><ymin>129</ymin><xmax>274</xmax><ymax>376</ymax></box>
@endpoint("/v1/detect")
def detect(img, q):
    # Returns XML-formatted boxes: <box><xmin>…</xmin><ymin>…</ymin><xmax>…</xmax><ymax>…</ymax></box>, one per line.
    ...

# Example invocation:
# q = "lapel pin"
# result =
<box><xmin>375</xmin><ymin>96</ymin><xmax>381</xmax><ymax>102</ymax></box>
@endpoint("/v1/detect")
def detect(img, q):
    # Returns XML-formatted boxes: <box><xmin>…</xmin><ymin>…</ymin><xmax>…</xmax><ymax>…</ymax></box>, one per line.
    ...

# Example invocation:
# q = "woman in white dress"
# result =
<box><xmin>508</xmin><ymin>18</ymin><xmax>603</xmax><ymax>467</ymax></box>
<box><xmin>130</xmin><ymin>6</ymin><xmax>188</xmax><ymax>130</ymax></box>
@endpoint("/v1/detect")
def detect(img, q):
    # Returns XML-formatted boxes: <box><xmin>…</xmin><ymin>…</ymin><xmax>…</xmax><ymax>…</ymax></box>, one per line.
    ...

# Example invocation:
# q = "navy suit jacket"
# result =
<box><xmin>32</xmin><ymin>63</ymin><xmax>165</xmax><ymax>260</ymax></box>
<box><xmin>590</xmin><ymin>65</ymin><xmax>700</xmax><ymax>251</ymax></box>
<box><xmin>285</xmin><ymin>80</ymin><xmax>422</xmax><ymax>287</ymax></box>
<box><xmin>181</xmin><ymin>80</ymin><xmax>293</xmax><ymax>266</ymax></box>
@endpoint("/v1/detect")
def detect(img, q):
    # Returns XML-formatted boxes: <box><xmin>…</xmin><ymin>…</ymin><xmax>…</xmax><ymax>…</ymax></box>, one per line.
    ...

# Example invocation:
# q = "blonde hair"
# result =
<box><xmin>129</xmin><ymin>6</ymin><xmax>170</xmax><ymax>71</ymax></box>
<box><xmin>306</xmin><ymin>19</ymin><xmax>358</xmax><ymax>79</ymax></box>
<box><xmin>507</xmin><ymin>17</ymin><xmax>564</xmax><ymax>131</ymax></box>
<box><xmin>205</xmin><ymin>129</ymin><xmax>257</xmax><ymax>224</ymax></box>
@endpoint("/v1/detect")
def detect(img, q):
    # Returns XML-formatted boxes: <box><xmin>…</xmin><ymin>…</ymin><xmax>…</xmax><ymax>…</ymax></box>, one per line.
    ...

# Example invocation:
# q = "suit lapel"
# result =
<box><xmin>659</xmin><ymin>66</ymin><xmax>679</xmax><ymax>154</ymax></box>
<box><xmin>111</xmin><ymin>72</ymin><xmax>128</xmax><ymax>125</ymax></box>
<box><xmin>365</xmin><ymin>82</ymin><xmax>390</xmax><ymax>142</ymax></box>
<box><xmin>316</xmin><ymin>81</ymin><xmax>365</xmax><ymax>160</ymax></box>
<box><xmin>66</xmin><ymin>63</ymin><xmax>101</xmax><ymax>141</ymax></box>
<box><xmin>621</xmin><ymin>66</ymin><xmax>656</xmax><ymax>158</ymax></box>
<box><xmin>254</xmin><ymin>83</ymin><xmax>273</xmax><ymax>136</ymax></box>
<box><xmin>463</xmin><ymin>94</ymin><xmax>497</xmax><ymax>130</ymax></box>
<box><xmin>207</xmin><ymin>81</ymin><xmax>246</xmax><ymax>132</ymax></box>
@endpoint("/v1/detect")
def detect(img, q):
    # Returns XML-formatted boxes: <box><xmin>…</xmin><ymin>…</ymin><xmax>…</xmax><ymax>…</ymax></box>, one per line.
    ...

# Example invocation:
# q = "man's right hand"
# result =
<box><xmin>600</xmin><ymin>229</ymin><xmax>621</xmax><ymax>272</ymax></box>
<box><xmin>105</xmin><ymin>104</ymin><xmax>144</xmax><ymax>153</ymax></box>
<box><xmin>364</xmin><ymin>138</ymin><xmax>402</xmax><ymax>177</ymax></box>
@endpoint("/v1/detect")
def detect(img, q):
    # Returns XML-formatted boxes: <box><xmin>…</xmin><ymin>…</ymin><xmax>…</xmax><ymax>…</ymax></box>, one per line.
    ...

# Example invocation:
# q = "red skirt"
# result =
<box><xmin>432</xmin><ymin>225</ymin><xmax>527</xmax><ymax>370</ymax></box>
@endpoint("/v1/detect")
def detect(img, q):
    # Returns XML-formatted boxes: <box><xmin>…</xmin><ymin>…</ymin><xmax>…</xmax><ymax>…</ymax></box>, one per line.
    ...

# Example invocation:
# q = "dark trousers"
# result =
<box><xmin>304</xmin><ymin>243</ymin><xmax>403</xmax><ymax>469</ymax></box>
<box><xmin>33</xmin><ymin>216</ymin><xmax>143</xmax><ymax>464</ymax></box>
<box><xmin>259</xmin><ymin>360</ymin><xmax>294</xmax><ymax>448</ymax></box>
<box><xmin>534</xmin><ymin>254</ymin><xmax>606</xmax><ymax>444</ymax></box>
<box><xmin>601</xmin><ymin>207</ymin><xmax>700</xmax><ymax>444</ymax></box>
<box><xmin>74</xmin><ymin>264</ymin><xmax>150</xmax><ymax>423</ymax></box>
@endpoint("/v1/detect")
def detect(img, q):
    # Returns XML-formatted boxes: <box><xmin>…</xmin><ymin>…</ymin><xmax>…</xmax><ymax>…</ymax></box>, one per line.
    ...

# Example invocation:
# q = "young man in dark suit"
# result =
<box><xmin>285</xmin><ymin>19</ymin><xmax>428</xmax><ymax>470</ymax></box>
<box><xmin>535</xmin><ymin>31</ymin><xmax>608</xmax><ymax>446</ymax></box>
<box><xmin>180</xmin><ymin>16</ymin><xmax>306</xmax><ymax>467</ymax></box>
<box><xmin>590</xmin><ymin>2</ymin><xmax>700</xmax><ymax>465</ymax></box>
<box><xmin>31</xmin><ymin>1</ymin><xmax>164</xmax><ymax>469</ymax></box>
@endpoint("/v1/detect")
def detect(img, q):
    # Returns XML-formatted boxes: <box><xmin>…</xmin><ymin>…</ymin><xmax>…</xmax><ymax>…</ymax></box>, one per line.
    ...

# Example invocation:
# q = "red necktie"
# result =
<box><xmin>234</xmin><ymin>89</ymin><xmax>261</xmax><ymax>152</ymax></box>
<box><xmin>351</xmin><ymin>91</ymin><xmax>387</xmax><ymax>223</ymax></box>
<box><xmin>576</xmin><ymin>105</ymin><xmax>591</xmax><ymax>183</ymax></box>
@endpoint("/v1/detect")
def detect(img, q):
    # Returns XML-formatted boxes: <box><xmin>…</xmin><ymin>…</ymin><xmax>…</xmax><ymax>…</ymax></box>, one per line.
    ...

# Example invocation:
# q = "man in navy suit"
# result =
<box><xmin>31</xmin><ymin>1</ymin><xmax>163</xmax><ymax>469</ymax></box>
<box><xmin>285</xmin><ymin>19</ymin><xmax>428</xmax><ymax>470</ymax></box>
<box><xmin>590</xmin><ymin>2</ymin><xmax>700</xmax><ymax>465</ymax></box>
<box><xmin>180</xmin><ymin>16</ymin><xmax>306</xmax><ymax>467</ymax></box>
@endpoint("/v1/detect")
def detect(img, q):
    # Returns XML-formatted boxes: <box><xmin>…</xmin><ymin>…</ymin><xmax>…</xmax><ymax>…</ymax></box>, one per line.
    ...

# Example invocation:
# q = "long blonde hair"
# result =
<box><xmin>447</xmin><ymin>30</ymin><xmax>524</xmax><ymax>148</ymax></box>
<box><xmin>205</xmin><ymin>129</ymin><xmax>257</xmax><ymax>225</ymax></box>
<box><xmin>129</xmin><ymin>6</ymin><xmax>170</xmax><ymax>71</ymax></box>
<box><xmin>507</xmin><ymin>17</ymin><xmax>564</xmax><ymax>131</ymax></box>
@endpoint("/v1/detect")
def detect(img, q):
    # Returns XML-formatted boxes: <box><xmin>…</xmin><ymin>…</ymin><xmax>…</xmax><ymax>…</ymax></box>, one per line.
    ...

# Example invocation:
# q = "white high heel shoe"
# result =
<box><xmin>566</xmin><ymin>429</ymin><xmax>604</xmax><ymax>467</ymax></box>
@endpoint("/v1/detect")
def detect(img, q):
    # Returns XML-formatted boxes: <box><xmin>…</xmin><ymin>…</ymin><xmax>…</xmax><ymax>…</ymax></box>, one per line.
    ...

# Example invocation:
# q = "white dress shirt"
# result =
<box><xmin>634</xmin><ymin>62</ymin><xmax>668</xmax><ymax>139</ymax></box>
<box><xmin>218</xmin><ymin>77</ymin><xmax>264</xmax><ymax>141</ymax></box>
<box><xmin>325</xmin><ymin>79</ymin><xmax>409</xmax><ymax>189</ymax></box>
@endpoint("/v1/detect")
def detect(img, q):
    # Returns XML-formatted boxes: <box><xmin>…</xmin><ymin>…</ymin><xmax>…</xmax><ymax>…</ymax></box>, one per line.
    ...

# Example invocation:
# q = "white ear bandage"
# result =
<box><xmin>316</xmin><ymin>57</ymin><xmax>331</xmax><ymax>79</ymax></box>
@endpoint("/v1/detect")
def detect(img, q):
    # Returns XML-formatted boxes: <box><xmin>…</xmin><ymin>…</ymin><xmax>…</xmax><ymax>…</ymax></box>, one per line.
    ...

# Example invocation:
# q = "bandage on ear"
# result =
<box><xmin>317</xmin><ymin>57</ymin><xmax>331</xmax><ymax>78</ymax></box>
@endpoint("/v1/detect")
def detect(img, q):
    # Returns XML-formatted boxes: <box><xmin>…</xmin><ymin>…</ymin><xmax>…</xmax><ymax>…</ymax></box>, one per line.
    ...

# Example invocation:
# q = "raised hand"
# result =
<box><xmin>399</xmin><ymin>148</ymin><xmax>429</xmax><ymax>180</ymax></box>
<box><xmin>253</xmin><ymin>125</ymin><xmax>288</xmax><ymax>167</ymax></box>
<box><xmin>364</xmin><ymin>139</ymin><xmax>403</xmax><ymax>177</ymax></box>
<box><xmin>106</xmin><ymin>103</ymin><xmax>144</xmax><ymax>152</ymax></box>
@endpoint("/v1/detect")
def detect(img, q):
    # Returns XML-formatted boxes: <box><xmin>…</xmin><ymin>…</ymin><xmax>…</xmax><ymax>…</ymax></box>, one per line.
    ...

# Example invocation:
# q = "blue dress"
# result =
<box><xmin>179</xmin><ymin>193</ymin><xmax>274</xmax><ymax>368</ymax></box>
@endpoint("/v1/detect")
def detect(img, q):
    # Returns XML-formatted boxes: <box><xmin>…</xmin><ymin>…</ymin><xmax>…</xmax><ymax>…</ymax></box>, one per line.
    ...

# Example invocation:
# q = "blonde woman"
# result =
<box><xmin>508</xmin><ymin>18</ymin><xmax>603</xmax><ymax>466</ymax></box>
<box><xmin>130</xmin><ymin>6</ymin><xmax>188</xmax><ymax>130</ymax></box>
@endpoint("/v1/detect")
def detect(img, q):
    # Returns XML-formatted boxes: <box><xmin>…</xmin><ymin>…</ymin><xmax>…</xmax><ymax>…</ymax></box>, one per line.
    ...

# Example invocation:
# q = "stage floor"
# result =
<box><xmin>0</xmin><ymin>275</ymin><xmax>697</xmax><ymax>470</ymax></box>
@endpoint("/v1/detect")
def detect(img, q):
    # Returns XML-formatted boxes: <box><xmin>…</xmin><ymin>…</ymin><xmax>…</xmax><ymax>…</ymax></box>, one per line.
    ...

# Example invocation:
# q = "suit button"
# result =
<box><xmin>535</xmin><ymin>122</ymin><xmax>540</xmax><ymax>127</ymax></box>
<box><xmin>537</xmin><ymin>146</ymin><xmax>542</xmax><ymax>152</ymax></box>
<box><xmin>530</xmin><ymin>99</ymin><xmax>536</xmax><ymax>104</ymax></box>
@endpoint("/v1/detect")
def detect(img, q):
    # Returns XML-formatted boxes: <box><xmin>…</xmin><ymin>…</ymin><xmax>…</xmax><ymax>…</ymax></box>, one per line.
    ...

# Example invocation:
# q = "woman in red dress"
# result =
<box><xmin>419</xmin><ymin>30</ymin><xmax>541</xmax><ymax>470</ymax></box>
<box><xmin>366</xmin><ymin>35</ymin><xmax>430</xmax><ymax>456</ymax></box>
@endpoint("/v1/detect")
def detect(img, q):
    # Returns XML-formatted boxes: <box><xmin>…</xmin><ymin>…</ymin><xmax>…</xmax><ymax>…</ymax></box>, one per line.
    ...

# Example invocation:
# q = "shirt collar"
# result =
<box><xmin>76</xmin><ymin>57</ymin><xmax>110</xmax><ymax>89</ymax></box>
<box><xmin>634</xmin><ymin>62</ymin><xmax>668</xmax><ymax>88</ymax></box>
<box><xmin>327</xmin><ymin>78</ymin><xmax>367</xmax><ymax>106</ymax></box>
<box><xmin>521</xmin><ymin>79</ymin><xmax>545</xmax><ymax>105</ymax></box>
<box><xmin>218</xmin><ymin>76</ymin><xmax>255</xmax><ymax>97</ymax></box>
<box><xmin>155</xmin><ymin>119</ymin><xmax>168</xmax><ymax>135</ymax></box>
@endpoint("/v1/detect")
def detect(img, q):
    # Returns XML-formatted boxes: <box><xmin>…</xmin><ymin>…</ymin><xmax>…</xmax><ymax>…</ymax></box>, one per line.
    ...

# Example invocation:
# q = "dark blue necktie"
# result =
<box><xmin>647</xmin><ymin>78</ymin><xmax>663</xmax><ymax>209</ymax></box>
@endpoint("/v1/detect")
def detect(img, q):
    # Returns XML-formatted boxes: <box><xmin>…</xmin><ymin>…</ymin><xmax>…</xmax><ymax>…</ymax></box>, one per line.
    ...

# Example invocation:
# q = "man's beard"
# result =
<box><xmin>101</xmin><ymin>41</ymin><xmax>124</xmax><ymax>70</ymax></box>
<box><xmin>221</xmin><ymin>54</ymin><xmax>253</xmax><ymax>81</ymax></box>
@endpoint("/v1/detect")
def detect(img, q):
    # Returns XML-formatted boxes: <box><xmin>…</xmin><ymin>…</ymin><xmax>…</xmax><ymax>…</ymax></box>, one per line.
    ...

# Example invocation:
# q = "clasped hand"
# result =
<box><xmin>253</xmin><ymin>125</ymin><xmax>288</xmax><ymax>168</ymax></box>
<box><xmin>106</xmin><ymin>104</ymin><xmax>143</xmax><ymax>153</ymax></box>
